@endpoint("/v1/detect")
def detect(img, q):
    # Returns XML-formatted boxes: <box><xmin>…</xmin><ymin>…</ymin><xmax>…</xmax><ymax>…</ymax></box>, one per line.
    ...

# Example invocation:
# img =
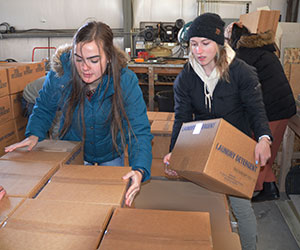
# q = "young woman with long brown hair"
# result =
<box><xmin>5</xmin><ymin>21</ymin><xmax>153</xmax><ymax>207</ymax></box>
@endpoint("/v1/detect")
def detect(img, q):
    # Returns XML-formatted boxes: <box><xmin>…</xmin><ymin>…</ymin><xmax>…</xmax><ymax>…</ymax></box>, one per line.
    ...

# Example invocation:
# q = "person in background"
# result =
<box><xmin>5</xmin><ymin>21</ymin><xmax>153</xmax><ymax>207</ymax></box>
<box><xmin>22</xmin><ymin>76</ymin><xmax>46</xmax><ymax>118</ymax></box>
<box><xmin>0</xmin><ymin>186</ymin><xmax>6</xmax><ymax>200</ymax></box>
<box><xmin>227</xmin><ymin>22</ymin><xmax>296</xmax><ymax>202</ymax></box>
<box><xmin>163</xmin><ymin>13</ymin><xmax>272</xmax><ymax>250</ymax></box>
<box><xmin>22</xmin><ymin>76</ymin><xmax>61</xmax><ymax>139</ymax></box>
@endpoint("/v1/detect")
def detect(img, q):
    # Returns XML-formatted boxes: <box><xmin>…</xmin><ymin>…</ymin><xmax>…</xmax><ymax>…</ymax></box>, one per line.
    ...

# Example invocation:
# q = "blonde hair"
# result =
<box><xmin>215</xmin><ymin>44</ymin><xmax>230</xmax><ymax>82</ymax></box>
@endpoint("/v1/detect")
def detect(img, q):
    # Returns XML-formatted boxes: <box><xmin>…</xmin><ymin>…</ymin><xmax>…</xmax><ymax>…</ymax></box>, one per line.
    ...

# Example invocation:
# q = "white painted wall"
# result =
<box><xmin>133</xmin><ymin>0</ymin><xmax>288</xmax><ymax>27</ymax></box>
<box><xmin>0</xmin><ymin>0</ymin><xmax>295</xmax><ymax>62</ymax></box>
<box><xmin>0</xmin><ymin>0</ymin><xmax>123</xmax><ymax>29</ymax></box>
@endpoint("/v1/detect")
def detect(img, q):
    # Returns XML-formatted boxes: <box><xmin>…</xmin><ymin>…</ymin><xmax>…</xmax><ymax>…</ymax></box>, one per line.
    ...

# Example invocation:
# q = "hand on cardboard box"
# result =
<box><xmin>255</xmin><ymin>137</ymin><xmax>271</xmax><ymax>166</ymax></box>
<box><xmin>123</xmin><ymin>170</ymin><xmax>143</xmax><ymax>207</ymax></box>
<box><xmin>5</xmin><ymin>135</ymin><xmax>39</xmax><ymax>153</ymax></box>
<box><xmin>0</xmin><ymin>186</ymin><xmax>6</xmax><ymax>201</ymax></box>
<box><xmin>163</xmin><ymin>153</ymin><xmax>179</xmax><ymax>177</ymax></box>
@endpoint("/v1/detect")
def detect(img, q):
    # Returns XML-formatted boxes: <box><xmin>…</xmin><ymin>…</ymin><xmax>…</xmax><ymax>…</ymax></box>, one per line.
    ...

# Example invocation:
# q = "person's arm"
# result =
<box><xmin>169</xmin><ymin>70</ymin><xmax>194</xmax><ymax>152</ymax></box>
<box><xmin>120</xmin><ymin>69</ymin><xmax>153</xmax><ymax>206</ymax></box>
<box><xmin>25</xmin><ymin>71</ymin><xmax>62</xmax><ymax>141</ymax></box>
<box><xmin>238</xmin><ymin>62</ymin><xmax>272</xmax><ymax>166</ymax></box>
<box><xmin>164</xmin><ymin>69</ymin><xmax>193</xmax><ymax>176</ymax></box>
<box><xmin>122</xmin><ymin>70</ymin><xmax>153</xmax><ymax>182</ymax></box>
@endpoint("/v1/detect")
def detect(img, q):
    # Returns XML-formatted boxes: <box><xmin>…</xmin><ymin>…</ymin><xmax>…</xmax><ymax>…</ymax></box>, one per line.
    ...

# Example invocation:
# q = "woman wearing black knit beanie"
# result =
<box><xmin>163</xmin><ymin>12</ymin><xmax>272</xmax><ymax>250</ymax></box>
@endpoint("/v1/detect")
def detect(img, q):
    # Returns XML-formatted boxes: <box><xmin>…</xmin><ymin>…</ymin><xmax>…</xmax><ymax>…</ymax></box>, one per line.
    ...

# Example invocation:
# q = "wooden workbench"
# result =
<box><xmin>128</xmin><ymin>61</ymin><xmax>185</xmax><ymax>110</ymax></box>
<box><xmin>279</xmin><ymin>101</ymin><xmax>300</xmax><ymax>192</ymax></box>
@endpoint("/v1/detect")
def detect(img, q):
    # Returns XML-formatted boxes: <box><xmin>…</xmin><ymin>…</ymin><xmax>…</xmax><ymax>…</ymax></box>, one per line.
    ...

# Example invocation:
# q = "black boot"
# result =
<box><xmin>251</xmin><ymin>182</ymin><xmax>280</xmax><ymax>202</ymax></box>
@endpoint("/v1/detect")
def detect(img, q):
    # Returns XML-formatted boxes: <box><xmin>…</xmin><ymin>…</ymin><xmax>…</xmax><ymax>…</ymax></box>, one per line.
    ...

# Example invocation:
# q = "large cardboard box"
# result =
<box><xmin>134</xmin><ymin>179</ymin><xmax>241</xmax><ymax>250</ymax></box>
<box><xmin>37</xmin><ymin>165</ymin><xmax>130</xmax><ymax>207</ymax></box>
<box><xmin>0</xmin><ymin>62</ymin><xmax>45</xmax><ymax>94</ymax></box>
<box><xmin>147</xmin><ymin>111</ymin><xmax>175</xmax><ymax>124</ymax></box>
<box><xmin>0</xmin><ymin>196</ymin><xmax>25</xmax><ymax>226</ymax></box>
<box><xmin>13</xmin><ymin>115</ymin><xmax>27</xmax><ymax>141</ymax></box>
<box><xmin>151</xmin><ymin>120</ymin><xmax>173</xmax><ymax>158</ymax></box>
<box><xmin>151</xmin><ymin>158</ymin><xmax>167</xmax><ymax>177</ymax></box>
<box><xmin>0</xmin><ymin>159</ymin><xmax>59</xmax><ymax>198</ymax></box>
<box><xmin>0</xmin><ymin>227</ymin><xmax>101</xmax><ymax>250</ymax></box>
<box><xmin>170</xmin><ymin>118</ymin><xmax>259</xmax><ymax>198</ymax></box>
<box><xmin>0</xmin><ymin>68</ymin><xmax>9</xmax><ymax>97</ymax></box>
<box><xmin>1</xmin><ymin>139</ymin><xmax>83</xmax><ymax>166</ymax></box>
<box><xmin>99</xmin><ymin>207</ymin><xmax>213</xmax><ymax>250</ymax></box>
<box><xmin>0</xmin><ymin>120</ymin><xmax>18</xmax><ymax>157</ymax></box>
<box><xmin>9</xmin><ymin>91</ymin><xmax>23</xmax><ymax>119</ymax></box>
<box><xmin>239</xmin><ymin>10</ymin><xmax>280</xmax><ymax>40</ymax></box>
<box><xmin>0</xmin><ymin>95</ymin><xmax>13</xmax><ymax>125</ymax></box>
<box><xmin>0</xmin><ymin>199</ymin><xmax>113</xmax><ymax>249</ymax></box>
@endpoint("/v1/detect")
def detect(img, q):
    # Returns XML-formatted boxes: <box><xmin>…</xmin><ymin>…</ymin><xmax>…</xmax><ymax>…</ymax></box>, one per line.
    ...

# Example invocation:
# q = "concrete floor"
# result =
<box><xmin>253</xmin><ymin>193</ymin><xmax>299</xmax><ymax>250</ymax></box>
<box><xmin>134</xmin><ymin>178</ymin><xmax>300</xmax><ymax>250</ymax></box>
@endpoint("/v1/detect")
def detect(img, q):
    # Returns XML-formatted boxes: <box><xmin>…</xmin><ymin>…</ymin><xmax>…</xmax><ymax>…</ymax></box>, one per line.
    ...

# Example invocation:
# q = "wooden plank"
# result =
<box><xmin>276</xmin><ymin>200</ymin><xmax>300</xmax><ymax>247</ymax></box>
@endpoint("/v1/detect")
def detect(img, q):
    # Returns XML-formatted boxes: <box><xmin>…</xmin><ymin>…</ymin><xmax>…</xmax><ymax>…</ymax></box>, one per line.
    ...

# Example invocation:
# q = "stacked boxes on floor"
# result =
<box><xmin>148</xmin><ymin>111</ymin><xmax>175</xmax><ymax>177</ymax></box>
<box><xmin>0</xmin><ymin>114</ymin><xmax>246</xmax><ymax>249</ymax></box>
<box><xmin>0</xmin><ymin>140</ymin><xmax>132</xmax><ymax>249</ymax></box>
<box><xmin>0</xmin><ymin>61</ymin><xmax>45</xmax><ymax>156</ymax></box>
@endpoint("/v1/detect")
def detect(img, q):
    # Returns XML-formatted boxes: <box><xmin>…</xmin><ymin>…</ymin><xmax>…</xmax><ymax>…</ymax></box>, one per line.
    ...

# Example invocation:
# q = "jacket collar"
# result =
<box><xmin>237</xmin><ymin>30</ymin><xmax>275</xmax><ymax>49</ymax></box>
<box><xmin>50</xmin><ymin>44</ymin><xmax>72</xmax><ymax>77</ymax></box>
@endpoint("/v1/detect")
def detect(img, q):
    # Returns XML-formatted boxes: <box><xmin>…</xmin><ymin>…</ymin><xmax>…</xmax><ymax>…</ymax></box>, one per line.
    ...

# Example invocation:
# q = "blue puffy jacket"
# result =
<box><xmin>26</xmin><ymin>45</ymin><xmax>153</xmax><ymax>181</ymax></box>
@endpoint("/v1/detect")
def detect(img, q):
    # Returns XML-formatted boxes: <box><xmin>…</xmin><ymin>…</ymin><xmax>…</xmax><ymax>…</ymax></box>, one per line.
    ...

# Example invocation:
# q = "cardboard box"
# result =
<box><xmin>134</xmin><ymin>179</ymin><xmax>241</xmax><ymax>250</ymax></box>
<box><xmin>147</xmin><ymin>111</ymin><xmax>175</xmax><ymax>124</ymax></box>
<box><xmin>0</xmin><ymin>95</ymin><xmax>13</xmax><ymax>125</ymax></box>
<box><xmin>147</xmin><ymin>111</ymin><xmax>156</xmax><ymax>124</ymax></box>
<box><xmin>154</xmin><ymin>111</ymin><xmax>175</xmax><ymax>121</ymax></box>
<box><xmin>10</xmin><ymin>91</ymin><xmax>23</xmax><ymax>118</ymax></box>
<box><xmin>0</xmin><ymin>68</ymin><xmax>9</xmax><ymax>97</ymax></box>
<box><xmin>151</xmin><ymin>158</ymin><xmax>166</xmax><ymax>177</ymax></box>
<box><xmin>0</xmin><ymin>227</ymin><xmax>101</xmax><ymax>250</ymax></box>
<box><xmin>1</xmin><ymin>139</ymin><xmax>83</xmax><ymax>166</ymax></box>
<box><xmin>0</xmin><ymin>62</ymin><xmax>45</xmax><ymax>94</ymax></box>
<box><xmin>170</xmin><ymin>118</ymin><xmax>259</xmax><ymax>198</ymax></box>
<box><xmin>289</xmin><ymin>63</ymin><xmax>300</xmax><ymax>99</ymax></box>
<box><xmin>0</xmin><ymin>196</ymin><xmax>25</xmax><ymax>226</ymax></box>
<box><xmin>1</xmin><ymin>199</ymin><xmax>113</xmax><ymax>249</ymax></box>
<box><xmin>99</xmin><ymin>208</ymin><xmax>213</xmax><ymax>250</ymax></box>
<box><xmin>13</xmin><ymin>115</ymin><xmax>27</xmax><ymax>141</ymax></box>
<box><xmin>0</xmin><ymin>120</ymin><xmax>18</xmax><ymax>157</ymax></box>
<box><xmin>240</xmin><ymin>10</ymin><xmax>280</xmax><ymax>40</ymax></box>
<box><xmin>37</xmin><ymin>165</ymin><xmax>130</xmax><ymax>207</ymax></box>
<box><xmin>151</xmin><ymin>120</ymin><xmax>173</xmax><ymax>158</ymax></box>
<box><xmin>0</xmin><ymin>159</ymin><xmax>59</xmax><ymax>198</ymax></box>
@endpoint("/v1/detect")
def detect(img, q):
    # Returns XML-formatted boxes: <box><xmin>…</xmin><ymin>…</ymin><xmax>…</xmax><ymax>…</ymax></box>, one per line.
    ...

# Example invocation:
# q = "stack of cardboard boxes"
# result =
<box><xmin>147</xmin><ymin>111</ymin><xmax>175</xmax><ymax>177</ymax></box>
<box><xmin>0</xmin><ymin>140</ymin><xmax>132</xmax><ymax>249</ymax></box>
<box><xmin>0</xmin><ymin>61</ymin><xmax>45</xmax><ymax>156</ymax></box>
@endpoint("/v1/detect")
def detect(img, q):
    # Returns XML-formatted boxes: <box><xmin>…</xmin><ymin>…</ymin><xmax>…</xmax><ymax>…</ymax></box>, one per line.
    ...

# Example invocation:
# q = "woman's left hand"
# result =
<box><xmin>255</xmin><ymin>137</ymin><xmax>271</xmax><ymax>166</ymax></box>
<box><xmin>122</xmin><ymin>170</ymin><xmax>143</xmax><ymax>207</ymax></box>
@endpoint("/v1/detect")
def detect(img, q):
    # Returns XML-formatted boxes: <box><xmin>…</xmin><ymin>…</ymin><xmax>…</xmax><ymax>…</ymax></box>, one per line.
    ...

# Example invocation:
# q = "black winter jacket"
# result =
<box><xmin>170</xmin><ymin>58</ymin><xmax>272</xmax><ymax>151</ymax></box>
<box><xmin>236</xmin><ymin>31</ymin><xmax>296</xmax><ymax>121</ymax></box>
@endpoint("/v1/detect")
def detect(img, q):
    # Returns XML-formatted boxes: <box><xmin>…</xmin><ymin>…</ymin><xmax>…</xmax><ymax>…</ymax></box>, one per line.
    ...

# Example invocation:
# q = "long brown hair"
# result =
<box><xmin>60</xmin><ymin>21</ymin><xmax>131</xmax><ymax>155</ymax></box>
<box><xmin>215</xmin><ymin>44</ymin><xmax>230</xmax><ymax>82</ymax></box>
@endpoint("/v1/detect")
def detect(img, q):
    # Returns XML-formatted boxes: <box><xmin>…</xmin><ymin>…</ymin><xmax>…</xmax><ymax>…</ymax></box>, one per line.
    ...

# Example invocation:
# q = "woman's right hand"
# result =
<box><xmin>5</xmin><ymin>135</ymin><xmax>39</xmax><ymax>153</ymax></box>
<box><xmin>0</xmin><ymin>186</ymin><xmax>6</xmax><ymax>201</ymax></box>
<box><xmin>163</xmin><ymin>152</ymin><xmax>178</xmax><ymax>177</ymax></box>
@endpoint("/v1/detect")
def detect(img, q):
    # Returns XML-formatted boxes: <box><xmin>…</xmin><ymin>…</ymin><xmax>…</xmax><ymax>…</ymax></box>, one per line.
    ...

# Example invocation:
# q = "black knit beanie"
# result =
<box><xmin>187</xmin><ymin>13</ymin><xmax>225</xmax><ymax>45</ymax></box>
